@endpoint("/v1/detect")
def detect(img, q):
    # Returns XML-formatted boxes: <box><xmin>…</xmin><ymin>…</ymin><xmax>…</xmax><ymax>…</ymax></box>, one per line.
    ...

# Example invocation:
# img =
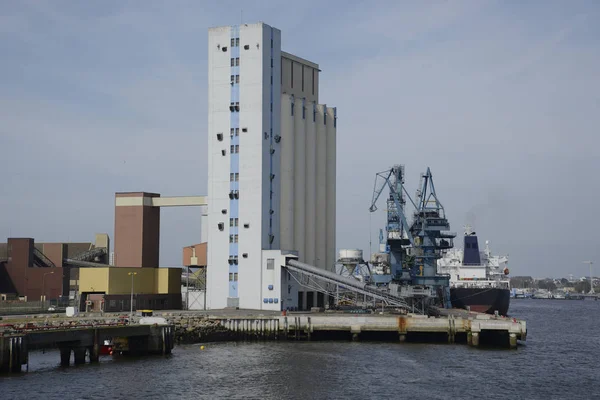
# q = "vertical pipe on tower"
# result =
<box><xmin>304</xmin><ymin>101</ymin><xmax>317</xmax><ymax>267</ymax></box>
<box><xmin>326</xmin><ymin>107</ymin><xmax>337</xmax><ymax>272</ymax></box>
<box><xmin>316</xmin><ymin>104</ymin><xmax>327</xmax><ymax>269</ymax></box>
<box><xmin>279</xmin><ymin>94</ymin><xmax>295</xmax><ymax>251</ymax></box>
<box><xmin>293</xmin><ymin>97</ymin><xmax>307</xmax><ymax>261</ymax></box>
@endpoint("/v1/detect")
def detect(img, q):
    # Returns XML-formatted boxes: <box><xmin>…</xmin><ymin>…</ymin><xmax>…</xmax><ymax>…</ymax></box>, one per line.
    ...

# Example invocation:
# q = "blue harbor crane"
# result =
<box><xmin>369</xmin><ymin>165</ymin><xmax>455</xmax><ymax>307</ymax></box>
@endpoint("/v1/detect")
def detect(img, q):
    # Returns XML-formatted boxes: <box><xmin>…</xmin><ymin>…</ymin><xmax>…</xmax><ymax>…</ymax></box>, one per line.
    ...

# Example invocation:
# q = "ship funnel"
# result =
<box><xmin>463</xmin><ymin>231</ymin><xmax>481</xmax><ymax>265</ymax></box>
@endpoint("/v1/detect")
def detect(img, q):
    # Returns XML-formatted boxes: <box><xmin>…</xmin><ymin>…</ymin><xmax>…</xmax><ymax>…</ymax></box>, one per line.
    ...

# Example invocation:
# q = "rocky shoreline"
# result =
<box><xmin>169</xmin><ymin>316</ymin><xmax>235</xmax><ymax>344</ymax></box>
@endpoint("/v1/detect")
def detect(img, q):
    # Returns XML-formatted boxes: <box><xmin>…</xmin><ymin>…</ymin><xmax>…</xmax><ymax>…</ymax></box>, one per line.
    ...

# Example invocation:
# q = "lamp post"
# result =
<box><xmin>583</xmin><ymin>261</ymin><xmax>594</xmax><ymax>294</ymax></box>
<box><xmin>128</xmin><ymin>272</ymin><xmax>137</xmax><ymax>323</ymax></box>
<box><xmin>42</xmin><ymin>271</ymin><xmax>54</xmax><ymax>308</ymax></box>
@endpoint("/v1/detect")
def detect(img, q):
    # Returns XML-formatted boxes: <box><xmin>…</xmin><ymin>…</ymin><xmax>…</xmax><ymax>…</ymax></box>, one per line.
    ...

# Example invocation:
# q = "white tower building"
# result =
<box><xmin>206</xmin><ymin>23</ymin><xmax>337</xmax><ymax>310</ymax></box>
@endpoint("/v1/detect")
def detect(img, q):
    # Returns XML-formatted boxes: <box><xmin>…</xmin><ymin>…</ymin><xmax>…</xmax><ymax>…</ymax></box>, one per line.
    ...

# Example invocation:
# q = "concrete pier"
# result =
<box><xmin>0</xmin><ymin>309</ymin><xmax>527</xmax><ymax>374</ymax></box>
<box><xmin>0</xmin><ymin>323</ymin><xmax>174</xmax><ymax>374</ymax></box>
<box><xmin>209</xmin><ymin>312</ymin><xmax>527</xmax><ymax>349</ymax></box>
<box><xmin>0</xmin><ymin>336</ymin><xmax>27</xmax><ymax>373</ymax></box>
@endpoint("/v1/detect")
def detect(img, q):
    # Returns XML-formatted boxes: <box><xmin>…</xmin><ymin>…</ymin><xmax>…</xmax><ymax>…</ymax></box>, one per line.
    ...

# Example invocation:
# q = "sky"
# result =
<box><xmin>1</xmin><ymin>0</ymin><xmax>599</xmax><ymax>278</ymax></box>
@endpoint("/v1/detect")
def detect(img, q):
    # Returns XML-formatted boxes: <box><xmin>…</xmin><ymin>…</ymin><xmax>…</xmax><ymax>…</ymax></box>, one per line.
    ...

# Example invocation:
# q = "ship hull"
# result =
<box><xmin>450</xmin><ymin>287</ymin><xmax>510</xmax><ymax>316</ymax></box>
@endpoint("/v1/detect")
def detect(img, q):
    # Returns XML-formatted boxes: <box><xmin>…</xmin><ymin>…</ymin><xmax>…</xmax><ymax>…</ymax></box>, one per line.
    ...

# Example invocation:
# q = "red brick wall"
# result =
<box><xmin>3</xmin><ymin>238</ymin><xmax>63</xmax><ymax>300</ymax></box>
<box><xmin>42</xmin><ymin>243</ymin><xmax>69</xmax><ymax>297</ymax></box>
<box><xmin>114</xmin><ymin>192</ymin><xmax>161</xmax><ymax>268</ymax></box>
<box><xmin>114</xmin><ymin>205</ymin><xmax>144</xmax><ymax>267</ymax></box>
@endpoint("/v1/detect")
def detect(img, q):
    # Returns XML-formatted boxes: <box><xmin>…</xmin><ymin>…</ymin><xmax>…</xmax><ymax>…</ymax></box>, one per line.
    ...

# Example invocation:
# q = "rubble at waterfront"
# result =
<box><xmin>0</xmin><ymin>313</ymin><xmax>233</xmax><ymax>344</ymax></box>
<box><xmin>168</xmin><ymin>316</ymin><xmax>233</xmax><ymax>344</ymax></box>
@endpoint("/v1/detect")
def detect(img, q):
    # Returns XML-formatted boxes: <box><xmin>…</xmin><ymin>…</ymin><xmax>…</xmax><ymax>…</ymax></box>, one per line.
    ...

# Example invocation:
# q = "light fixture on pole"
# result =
<box><xmin>42</xmin><ymin>271</ymin><xmax>54</xmax><ymax>306</ymax></box>
<box><xmin>128</xmin><ymin>271</ymin><xmax>137</xmax><ymax>323</ymax></box>
<box><xmin>583</xmin><ymin>261</ymin><xmax>594</xmax><ymax>294</ymax></box>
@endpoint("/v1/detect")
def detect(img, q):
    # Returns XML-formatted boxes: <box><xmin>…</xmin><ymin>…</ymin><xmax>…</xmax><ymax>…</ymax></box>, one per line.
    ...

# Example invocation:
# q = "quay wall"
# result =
<box><xmin>0</xmin><ymin>311</ymin><xmax>527</xmax><ymax>347</ymax></box>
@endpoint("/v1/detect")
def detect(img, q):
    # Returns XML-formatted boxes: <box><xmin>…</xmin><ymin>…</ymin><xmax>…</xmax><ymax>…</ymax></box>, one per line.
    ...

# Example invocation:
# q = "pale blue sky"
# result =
<box><xmin>1</xmin><ymin>0</ymin><xmax>599</xmax><ymax>277</ymax></box>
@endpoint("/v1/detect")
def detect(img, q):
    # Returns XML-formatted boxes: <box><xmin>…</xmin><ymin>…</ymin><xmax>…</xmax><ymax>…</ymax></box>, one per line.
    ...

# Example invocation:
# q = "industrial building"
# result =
<box><xmin>0</xmin><ymin>235</ymin><xmax>109</xmax><ymax>302</ymax></box>
<box><xmin>206</xmin><ymin>22</ymin><xmax>337</xmax><ymax>310</ymax></box>
<box><xmin>1</xmin><ymin>23</ymin><xmax>338</xmax><ymax>314</ymax></box>
<box><xmin>78</xmin><ymin>266</ymin><xmax>181</xmax><ymax>312</ymax></box>
<box><xmin>0</xmin><ymin>192</ymin><xmax>192</xmax><ymax>312</ymax></box>
<box><xmin>112</xmin><ymin>191</ymin><xmax>206</xmax><ymax>268</ymax></box>
<box><xmin>72</xmin><ymin>192</ymin><xmax>201</xmax><ymax>312</ymax></box>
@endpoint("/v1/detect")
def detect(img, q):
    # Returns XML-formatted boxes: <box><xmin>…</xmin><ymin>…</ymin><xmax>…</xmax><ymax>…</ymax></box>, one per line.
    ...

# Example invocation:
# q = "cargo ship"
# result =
<box><xmin>437</xmin><ymin>226</ymin><xmax>511</xmax><ymax>315</ymax></box>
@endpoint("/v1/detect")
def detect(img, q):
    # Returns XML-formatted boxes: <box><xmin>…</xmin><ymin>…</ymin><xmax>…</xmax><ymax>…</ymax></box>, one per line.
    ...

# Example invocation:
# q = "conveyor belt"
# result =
<box><xmin>285</xmin><ymin>259</ymin><xmax>412</xmax><ymax>309</ymax></box>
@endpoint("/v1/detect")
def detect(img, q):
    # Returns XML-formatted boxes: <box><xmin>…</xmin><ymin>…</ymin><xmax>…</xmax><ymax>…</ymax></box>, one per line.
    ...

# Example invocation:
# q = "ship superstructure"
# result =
<box><xmin>437</xmin><ymin>226</ymin><xmax>510</xmax><ymax>288</ymax></box>
<box><xmin>437</xmin><ymin>226</ymin><xmax>511</xmax><ymax>315</ymax></box>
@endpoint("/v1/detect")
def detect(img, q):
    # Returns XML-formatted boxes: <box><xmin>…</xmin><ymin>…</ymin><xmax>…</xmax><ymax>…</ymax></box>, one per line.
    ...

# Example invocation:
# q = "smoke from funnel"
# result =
<box><xmin>464</xmin><ymin>189</ymin><xmax>507</xmax><ymax>231</ymax></box>
<box><xmin>465</xmin><ymin>210</ymin><xmax>477</xmax><ymax>229</ymax></box>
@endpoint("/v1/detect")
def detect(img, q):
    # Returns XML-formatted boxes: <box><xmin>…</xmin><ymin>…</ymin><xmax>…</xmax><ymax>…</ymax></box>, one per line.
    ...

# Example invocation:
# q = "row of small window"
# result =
<box><xmin>218</xmin><ymin>220</ymin><xmax>250</xmax><ymax>230</ymax></box>
<box><xmin>216</xmin><ymin>128</ymin><xmax>249</xmax><ymax>142</ymax></box>
<box><xmin>231</xmin><ymin>75</ymin><xmax>240</xmax><ymax>84</ymax></box>
<box><xmin>231</xmin><ymin>37</ymin><xmax>272</xmax><ymax>49</ymax></box>
<box><xmin>229</xmin><ymin>234</ymin><xmax>239</xmax><ymax>243</ymax></box>
<box><xmin>229</xmin><ymin>272</ymin><xmax>238</xmax><ymax>282</ymax></box>
<box><xmin>231</xmin><ymin>57</ymin><xmax>239</xmax><ymax>66</ymax></box>
<box><xmin>229</xmin><ymin>190</ymin><xmax>240</xmax><ymax>199</ymax></box>
<box><xmin>230</xmin><ymin>102</ymin><xmax>240</xmax><ymax>112</ymax></box>
<box><xmin>219</xmin><ymin>39</ymin><xmax>271</xmax><ymax>53</ymax></box>
<box><xmin>229</xmin><ymin>253</ymin><xmax>249</xmax><ymax>264</ymax></box>
<box><xmin>220</xmin><ymin>44</ymin><xmax>252</xmax><ymax>52</ymax></box>
<box><xmin>218</xmin><ymin>146</ymin><xmax>239</xmax><ymax>156</ymax></box>
<box><xmin>230</xmin><ymin>173</ymin><xmax>239</xmax><ymax>182</ymax></box>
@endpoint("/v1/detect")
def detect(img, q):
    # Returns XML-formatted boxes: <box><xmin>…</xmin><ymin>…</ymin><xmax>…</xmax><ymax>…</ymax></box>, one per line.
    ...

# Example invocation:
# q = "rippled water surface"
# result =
<box><xmin>2</xmin><ymin>300</ymin><xmax>599</xmax><ymax>399</ymax></box>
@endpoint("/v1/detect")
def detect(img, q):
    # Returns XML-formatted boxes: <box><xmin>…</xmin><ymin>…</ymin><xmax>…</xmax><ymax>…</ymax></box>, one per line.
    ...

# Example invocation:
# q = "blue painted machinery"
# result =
<box><xmin>369</xmin><ymin>165</ymin><xmax>455</xmax><ymax>308</ymax></box>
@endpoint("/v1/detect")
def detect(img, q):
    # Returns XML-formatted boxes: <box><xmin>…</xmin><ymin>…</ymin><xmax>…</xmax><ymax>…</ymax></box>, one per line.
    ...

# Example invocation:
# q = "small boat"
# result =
<box><xmin>99</xmin><ymin>339</ymin><xmax>114</xmax><ymax>356</ymax></box>
<box><xmin>532</xmin><ymin>290</ymin><xmax>552</xmax><ymax>299</ymax></box>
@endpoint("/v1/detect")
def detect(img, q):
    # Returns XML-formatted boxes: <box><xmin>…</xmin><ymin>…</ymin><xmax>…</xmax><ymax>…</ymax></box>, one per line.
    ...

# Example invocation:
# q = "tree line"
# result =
<box><xmin>510</xmin><ymin>276</ymin><xmax>592</xmax><ymax>293</ymax></box>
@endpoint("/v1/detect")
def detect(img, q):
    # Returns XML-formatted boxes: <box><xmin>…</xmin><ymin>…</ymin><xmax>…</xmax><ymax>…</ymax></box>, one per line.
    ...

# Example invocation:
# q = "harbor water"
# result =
<box><xmin>2</xmin><ymin>299</ymin><xmax>599</xmax><ymax>399</ymax></box>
